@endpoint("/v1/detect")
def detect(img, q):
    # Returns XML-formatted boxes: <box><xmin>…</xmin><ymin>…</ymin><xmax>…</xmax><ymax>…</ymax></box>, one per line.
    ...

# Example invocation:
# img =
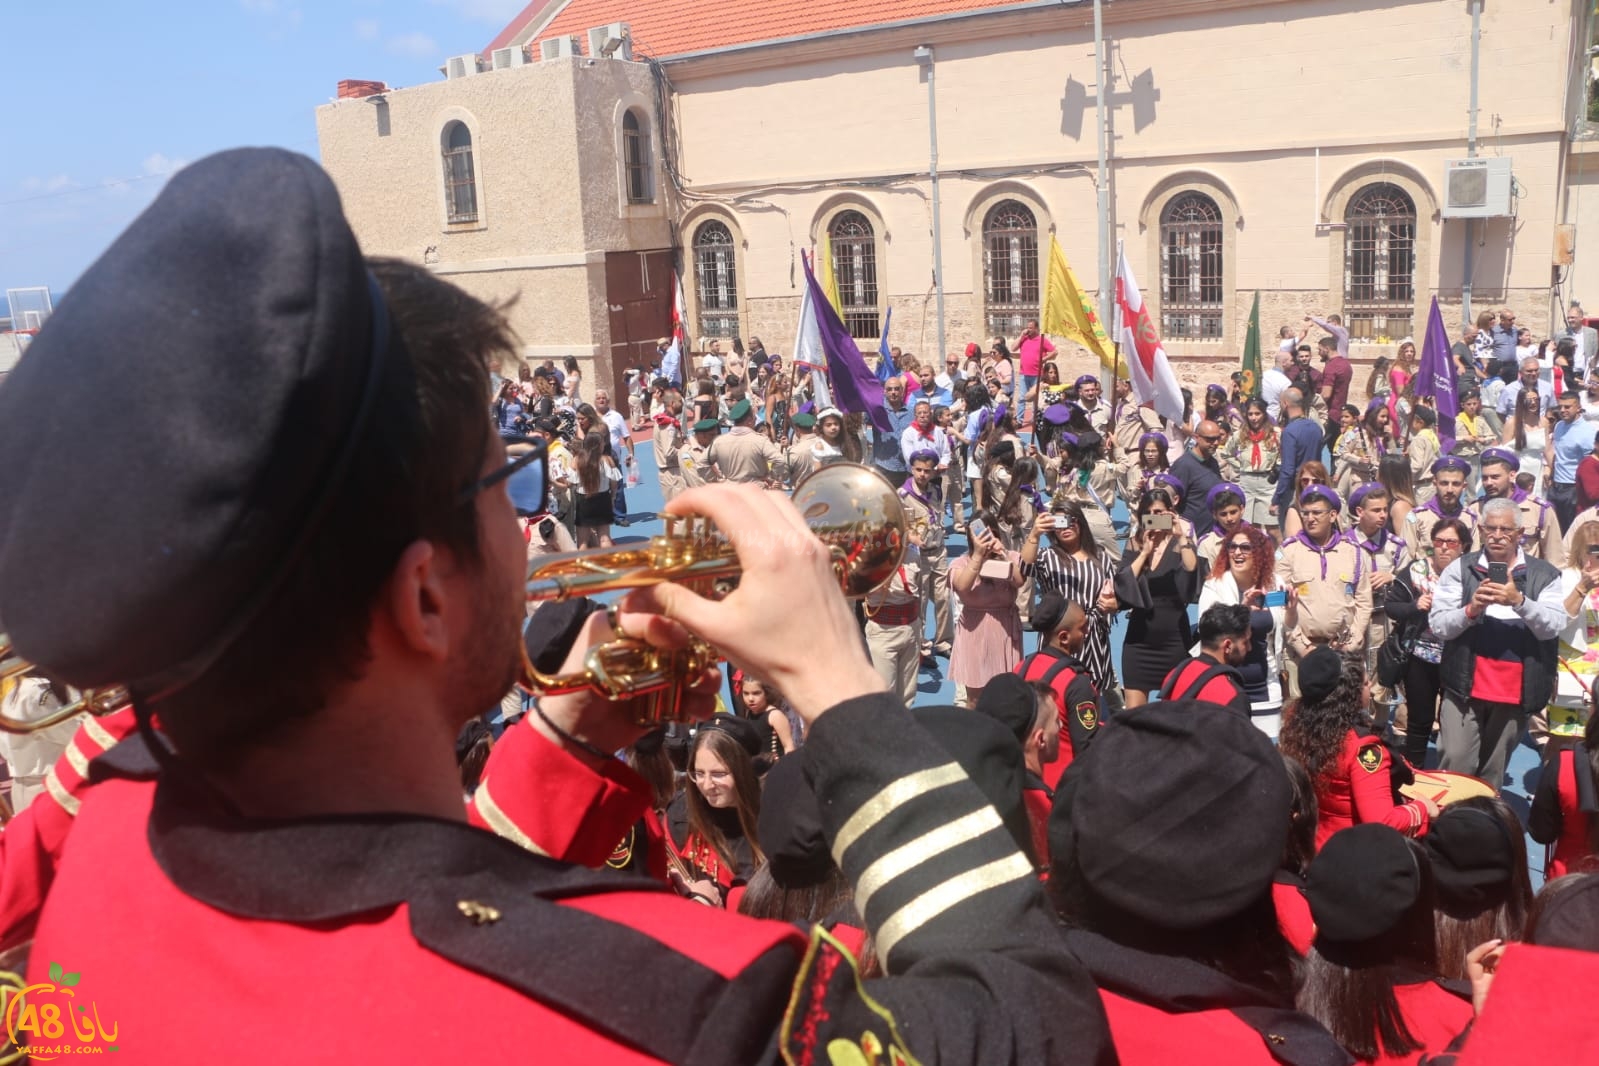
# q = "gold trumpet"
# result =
<box><xmin>522</xmin><ymin>462</ymin><xmax>908</xmax><ymax>724</ymax></box>
<box><xmin>0</xmin><ymin>642</ymin><xmax>126</xmax><ymax>735</ymax></box>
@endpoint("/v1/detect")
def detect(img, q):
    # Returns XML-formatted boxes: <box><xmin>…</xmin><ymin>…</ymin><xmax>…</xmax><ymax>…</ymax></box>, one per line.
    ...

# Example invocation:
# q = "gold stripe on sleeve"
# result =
<box><xmin>875</xmin><ymin>853</ymin><xmax>1035</xmax><ymax>961</ymax></box>
<box><xmin>830</xmin><ymin>763</ymin><xmax>967</xmax><ymax>863</ymax></box>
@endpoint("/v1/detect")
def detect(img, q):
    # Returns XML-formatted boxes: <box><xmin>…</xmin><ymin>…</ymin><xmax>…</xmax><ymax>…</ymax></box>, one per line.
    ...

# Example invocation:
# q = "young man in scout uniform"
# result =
<box><xmin>1275</xmin><ymin>484</ymin><xmax>1373</xmax><ymax>699</ymax></box>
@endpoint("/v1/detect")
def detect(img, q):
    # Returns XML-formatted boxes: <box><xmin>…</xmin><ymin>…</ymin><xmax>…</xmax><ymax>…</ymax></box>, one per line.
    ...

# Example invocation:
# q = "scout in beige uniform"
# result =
<box><xmin>679</xmin><ymin>417</ymin><xmax>723</xmax><ymax>489</ymax></box>
<box><xmin>863</xmin><ymin>560</ymin><xmax>922</xmax><ymax>708</ymax></box>
<box><xmin>1194</xmin><ymin>483</ymin><xmax>1251</xmax><ymax>570</ymax></box>
<box><xmin>709</xmin><ymin>398</ymin><xmax>789</xmax><ymax>486</ymax></box>
<box><xmin>900</xmin><ymin>451</ymin><xmax>953</xmax><ymax>658</ymax></box>
<box><xmin>1406</xmin><ymin>406</ymin><xmax>1441</xmax><ymax>506</ymax></box>
<box><xmin>1342</xmin><ymin>482</ymin><xmax>1411</xmax><ymax>723</ymax></box>
<box><xmin>1469</xmin><ymin>448</ymin><xmax>1565</xmax><ymax>567</ymax></box>
<box><xmin>1275</xmin><ymin>484</ymin><xmax>1373</xmax><ymax>698</ymax></box>
<box><xmin>785</xmin><ymin>411</ymin><xmax>826</xmax><ymax>485</ymax></box>
<box><xmin>652</xmin><ymin>404</ymin><xmax>688</xmax><ymax>502</ymax></box>
<box><xmin>1405</xmin><ymin>458</ymin><xmax>1477</xmax><ymax>552</ymax></box>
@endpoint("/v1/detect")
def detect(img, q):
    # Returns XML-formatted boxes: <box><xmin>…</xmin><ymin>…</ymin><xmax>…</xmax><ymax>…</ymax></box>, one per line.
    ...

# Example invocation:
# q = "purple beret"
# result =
<box><xmin>1348</xmin><ymin>482</ymin><xmax>1384</xmax><ymax>510</ymax></box>
<box><xmin>1138</xmin><ymin>432</ymin><xmax>1168</xmax><ymax>451</ymax></box>
<box><xmin>1205</xmin><ymin>482</ymin><xmax>1245</xmax><ymax>511</ymax></box>
<box><xmin>1480</xmin><ymin>447</ymin><xmax>1520</xmax><ymax>471</ymax></box>
<box><xmin>1299</xmin><ymin>484</ymin><xmax>1342</xmax><ymax>511</ymax></box>
<box><xmin>1431</xmin><ymin>456</ymin><xmax>1471</xmax><ymax>476</ymax></box>
<box><xmin>1151</xmin><ymin>473</ymin><xmax>1185</xmax><ymax>500</ymax></box>
<box><xmin>1075</xmin><ymin>374</ymin><xmax>1099</xmax><ymax>388</ymax></box>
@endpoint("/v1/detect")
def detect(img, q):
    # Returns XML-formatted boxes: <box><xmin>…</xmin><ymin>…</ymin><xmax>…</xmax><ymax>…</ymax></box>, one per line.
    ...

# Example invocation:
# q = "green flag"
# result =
<box><xmin>1240</xmin><ymin>291</ymin><xmax>1262</xmax><ymax>398</ymax></box>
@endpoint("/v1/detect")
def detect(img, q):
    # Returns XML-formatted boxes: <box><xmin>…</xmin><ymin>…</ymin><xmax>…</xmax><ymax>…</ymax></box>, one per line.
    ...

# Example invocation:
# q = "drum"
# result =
<box><xmin>1400</xmin><ymin>768</ymin><xmax>1495</xmax><ymax>808</ymax></box>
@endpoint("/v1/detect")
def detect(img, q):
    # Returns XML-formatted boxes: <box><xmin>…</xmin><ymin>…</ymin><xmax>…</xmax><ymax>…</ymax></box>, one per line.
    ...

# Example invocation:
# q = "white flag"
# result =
<box><xmin>791</xmin><ymin>282</ymin><xmax>832</xmax><ymax>409</ymax></box>
<box><xmin>661</xmin><ymin>272</ymin><xmax>687</xmax><ymax>387</ymax></box>
<box><xmin>1113</xmin><ymin>245</ymin><xmax>1184</xmax><ymax>426</ymax></box>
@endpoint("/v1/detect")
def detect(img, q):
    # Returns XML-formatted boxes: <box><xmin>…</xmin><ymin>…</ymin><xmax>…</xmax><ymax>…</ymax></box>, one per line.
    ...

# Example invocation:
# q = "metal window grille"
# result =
<box><xmin>983</xmin><ymin>200</ymin><xmax>1039</xmax><ymax>338</ymax></box>
<box><xmin>693</xmin><ymin>221</ymin><xmax>739</xmax><ymax>338</ymax></box>
<box><xmin>829</xmin><ymin>211</ymin><xmax>880</xmax><ymax>338</ymax></box>
<box><xmin>622</xmin><ymin>111</ymin><xmax>652</xmax><ymax>204</ymax></box>
<box><xmin>1159</xmin><ymin>193</ymin><xmax>1223</xmax><ymax>339</ymax></box>
<box><xmin>1343</xmin><ymin>183</ymin><xmax>1416</xmax><ymax>341</ymax></box>
<box><xmin>442</xmin><ymin>123</ymin><xmax>478</xmax><ymax>224</ymax></box>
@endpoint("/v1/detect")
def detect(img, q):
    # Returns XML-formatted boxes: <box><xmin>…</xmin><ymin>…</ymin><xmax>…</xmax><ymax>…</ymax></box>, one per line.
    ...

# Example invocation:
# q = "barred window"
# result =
<box><xmin>693</xmin><ymin>220</ymin><xmax>739</xmax><ymax>339</ymax></box>
<box><xmin>622</xmin><ymin>110</ymin><xmax>653</xmax><ymax>204</ymax></box>
<box><xmin>1343</xmin><ymin>183</ymin><xmax>1416</xmax><ymax>341</ymax></box>
<box><xmin>1159</xmin><ymin>193</ymin><xmax>1223</xmax><ymax>340</ymax></box>
<box><xmin>983</xmin><ymin>200</ymin><xmax>1039</xmax><ymax>338</ymax></box>
<box><xmin>829</xmin><ymin>210</ymin><xmax>880</xmax><ymax>338</ymax></box>
<box><xmin>441</xmin><ymin>122</ymin><xmax>478</xmax><ymax>224</ymax></box>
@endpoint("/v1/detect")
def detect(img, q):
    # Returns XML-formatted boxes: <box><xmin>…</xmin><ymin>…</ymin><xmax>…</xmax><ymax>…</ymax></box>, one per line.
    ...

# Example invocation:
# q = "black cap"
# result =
<box><xmin>1297</xmin><ymin>647</ymin><xmax>1344</xmax><ymax>704</ymax></box>
<box><xmin>756</xmin><ymin>753</ymin><xmax>834</xmax><ymax>888</ymax></box>
<box><xmin>1424</xmin><ymin>805</ymin><xmax>1518</xmax><ymax>918</ymax></box>
<box><xmin>975</xmin><ymin>673</ymin><xmax>1037</xmax><ymax>747</ymax></box>
<box><xmin>1306</xmin><ymin>824</ymin><xmax>1423</xmax><ymax>944</ymax></box>
<box><xmin>1027</xmin><ymin>591</ymin><xmax>1069</xmax><ymax>634</ymax></box>
<box><xmin>0</xmin><ymin>148</ymin><xmax>391</xmax><ymax>691</ymax></box>
<box><xmin>1049</xmin><ymin>700</ymin><xmax>1291</xmax><ymax>930</ymax></box>
<box><xmin>522</xmin><ymin>599</ymin><xmax>602</xmax><ymax>674</ymax></box>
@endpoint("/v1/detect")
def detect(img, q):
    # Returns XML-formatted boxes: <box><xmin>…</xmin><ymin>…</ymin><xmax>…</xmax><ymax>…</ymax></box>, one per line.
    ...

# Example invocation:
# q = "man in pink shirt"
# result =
<box><xmin>1015</xmin><ymin>319</ymin><xmax>1056</xmax><ymax>425</ymax></box>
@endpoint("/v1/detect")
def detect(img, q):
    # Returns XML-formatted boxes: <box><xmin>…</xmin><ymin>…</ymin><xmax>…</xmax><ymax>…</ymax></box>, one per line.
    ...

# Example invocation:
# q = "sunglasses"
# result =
<box><xmin>459</xmin><ymin>436</ymin><xmax>550</xmax><ymax>515</ymax></box>
<box><xmin>1198</xmin><ymin>434</ymin><xmax>1224</xmax><ymax>444</ymax></box>
<box><xmin>1299</xmin><ymin>477</ymin><xmax>1326</xmax><ymax>486</ymax></box>
<box><xmin>1226</xmin><ymin>542</ymin><xmax>1253</xmax><ymax>553</ymax></box>
<box><xmin>1431</xmin><ymin>537</ymin><xmax>1461</xmax><ymax>547</ymax></box>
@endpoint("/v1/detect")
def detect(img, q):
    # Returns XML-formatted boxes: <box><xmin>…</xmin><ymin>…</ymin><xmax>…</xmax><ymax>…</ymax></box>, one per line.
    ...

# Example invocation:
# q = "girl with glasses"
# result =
<box><xmin>1116</xmin><ymin>430</ymin><xmax>1171</xmax><ymax>508</ymax></box>
<box><xmin>1198</xmin><ymin>524</ymin><xmax>1287</xmax><ymax>735</ymax></box>
<box><xmin>668</xmin><ymin>725</ymin><xmax>766</xmax><ymax>909</ymax></box>
<box><xmin>1280</xmin><ymin>460</ymin><xmax>1334</xmax><ymax>541</ymax></box>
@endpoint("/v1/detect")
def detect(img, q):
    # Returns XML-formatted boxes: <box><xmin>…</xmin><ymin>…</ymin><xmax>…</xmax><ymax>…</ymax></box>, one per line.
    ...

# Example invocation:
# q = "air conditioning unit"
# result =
<box><xmin>445</xmin><ymin>54</ymin><xmax>482</xmax><ymax>80</ymax></box>
<box><xmin>1441</xmin><ymin>157</ymin><xmax>1514</xmax><ymax>219</ymax></box>
<box><xmin>491</xmin><ymin>46</ymin><xmax>527</xmax><ymax>70</ymax></box>
<box><xmin>587</xmin><ymin>22</ymin><xmax>632</xmax><ymax>60</ymax></box>
<box><xmin>539</xmin><ymin>36</ymin><xmax>581</xmax><ymax>61</ymax></box>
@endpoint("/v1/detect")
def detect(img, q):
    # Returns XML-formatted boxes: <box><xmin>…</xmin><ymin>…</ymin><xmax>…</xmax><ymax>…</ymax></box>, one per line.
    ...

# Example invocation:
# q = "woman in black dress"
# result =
<box><xmin>1117</xmin><ymin>487</ymin><xmax>1199</xmax><ymax>707</ymax></box>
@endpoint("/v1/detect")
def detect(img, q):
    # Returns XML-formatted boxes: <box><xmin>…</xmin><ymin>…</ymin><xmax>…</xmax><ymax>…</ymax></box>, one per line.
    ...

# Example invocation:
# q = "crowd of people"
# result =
<box><xmin>4</xmin><ymin>148</ymin><xmax>1599</xmax><ymax>1063</ymax></box>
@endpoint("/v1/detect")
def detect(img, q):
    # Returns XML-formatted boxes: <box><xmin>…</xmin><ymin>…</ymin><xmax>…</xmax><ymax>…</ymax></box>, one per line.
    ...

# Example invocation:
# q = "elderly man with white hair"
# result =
<box><xmin>1429</xmin><ymin>496</ymin><xmax>1568</xmax><ymax>791</ymax></box>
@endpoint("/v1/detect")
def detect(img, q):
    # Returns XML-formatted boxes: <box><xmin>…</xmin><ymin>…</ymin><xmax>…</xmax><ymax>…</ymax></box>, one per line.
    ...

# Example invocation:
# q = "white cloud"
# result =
<box><xmin>427</xmin><ymin>0</ymin><xmax>529</xmax><ymax>25</ymax></box>
<box><xmin>142</xmin><ymin>153</ymin><xmax>189</xmax><ymax>177</ymax></box>
<box><xmin>386</xmin><ymin>31</ymin><xmax>439</xmax><ymax>58</ymax></box>
<box><xmin>355</xmin><ymin>18</ymin><xmax>381</xmax><ymax>41</ymax></box>
<box><xmin>240</xmin><ymin>0</ymin><xmax>302</xmax><ymax>30</ymax></box>
<box><xmin>20</xmin><ymin>175</ymin><xmax>76</xmax><ymax>193</ymax></box>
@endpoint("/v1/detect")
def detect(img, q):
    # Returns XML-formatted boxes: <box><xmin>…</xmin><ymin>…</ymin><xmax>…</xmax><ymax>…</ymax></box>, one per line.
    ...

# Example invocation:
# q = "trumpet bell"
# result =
<box><xmin>0</xmin><ymin>637</ymin><xmax>126</xmax><ymax>735</ymax></box>
<box><xmin>790</xmin><ymin>462</ymin><xmax>908</xmax><ymax>598</ymax></box>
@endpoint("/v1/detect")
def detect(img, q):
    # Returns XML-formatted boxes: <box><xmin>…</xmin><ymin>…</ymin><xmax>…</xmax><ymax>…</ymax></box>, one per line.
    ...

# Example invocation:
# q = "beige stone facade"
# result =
<box><xmin>317</xmin><ymin>0</ymin><xmax>1599</xmax><ymax>404</ymax></box>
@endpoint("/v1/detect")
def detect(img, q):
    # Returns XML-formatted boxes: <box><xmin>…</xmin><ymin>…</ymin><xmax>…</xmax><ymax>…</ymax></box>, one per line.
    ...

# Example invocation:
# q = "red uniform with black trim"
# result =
<box><xmin>1016</xmin><ymin>647</ymin><xmax>1102</xmax><ymax>790</ymax></box>
<box><xmin>1022</xmin><ymin>770</ymin><xmax>1053</xmax><ymax>875</ymax></box>
<box><xmin>1528</xmin><ymin>745</ymin><xmax>1595</xmax><ymax>878</ymax></box>
<box><xmin>1160</xmin><ymin>653</ymin><xmax>1251</xmax><ymax>717</ymax></box>
<box><xmin>1370</xmin><ymin>979</ymin><xmax>1473</xmax><ymax>1066</ymax></box>
<box><xmin>1271</xmin><ymin>873</ymin><xmax>1315</xmax><ymax>956</ymax></box>
<box><xmin>0</xmin><ymin>695</ymin><xmax>1115</xmax><ymax>1065</ymax></box>
<box><xmin>1313</xmin><ymin>730</ymin><xmax>1431</xmax><ymax>849</ymax></box>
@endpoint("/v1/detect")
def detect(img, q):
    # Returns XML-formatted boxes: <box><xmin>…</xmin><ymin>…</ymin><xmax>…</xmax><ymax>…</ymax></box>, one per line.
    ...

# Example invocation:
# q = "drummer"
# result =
<box><xmin>1279</xmin><ymin>648</ymin><xmax>1438</xmax><ymax>849</ymax></box>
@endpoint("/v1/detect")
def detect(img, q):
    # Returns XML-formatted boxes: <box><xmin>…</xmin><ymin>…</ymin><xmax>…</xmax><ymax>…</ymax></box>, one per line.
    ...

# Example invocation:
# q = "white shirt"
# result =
<box><xmin>900</xmin><ymin>423</ymin><xmax>952</xmax><ymax>467</ymax></box>
<box><xmin>700</xmin><ymin>354</ymin><xmax>724</xmax><ymax>381</ymax></box>
<box><xmin>1261</xmin><ymin>368</ymin><xmax>1292</xmax><ymax>421</ymax></box>
<box><xmin>600</xmin><ymin>409</ymin><xmax>632</xmax><ymax>461</ymax></box>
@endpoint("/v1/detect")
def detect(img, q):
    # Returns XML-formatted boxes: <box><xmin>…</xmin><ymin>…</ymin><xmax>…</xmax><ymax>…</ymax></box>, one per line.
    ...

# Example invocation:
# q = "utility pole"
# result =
<box><xmin>1094</xmin><ymin>0</ymin><xmax>1112</xmax><ymax>331</ymax></box>
<box><xmin>1463</xmin><ymin>0</ymin><xmax>1482</xmax><ymax>326</ymax></box>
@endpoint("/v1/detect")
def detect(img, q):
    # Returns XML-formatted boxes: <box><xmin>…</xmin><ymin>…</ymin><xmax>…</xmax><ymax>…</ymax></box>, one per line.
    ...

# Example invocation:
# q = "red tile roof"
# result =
<box><xmin>488</xmin><ymin>0</ymin><xmax>1032</xmax><ymax>60</ymax></box>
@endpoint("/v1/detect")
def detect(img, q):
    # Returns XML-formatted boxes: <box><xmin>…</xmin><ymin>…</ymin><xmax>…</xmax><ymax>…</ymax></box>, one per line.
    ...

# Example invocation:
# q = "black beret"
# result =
<box><xmin>915</xmin><ymin>705</ymin><xmax>1035</xmax><ymax>864</ymax></box>
<box><xmin>756</xmin><ymin>752</ymin><xmax>834</xmax><ymax>889</ymax></box>
<box><xmin>1027</xmin><ymin>591</ymin><xmax>1069</xmax><ymax>634</ymax></box>
<box><xmin>1049</xmin><ymin>700</ymin><xmax>1291</xmax><ymax>930</ymax></box>
<box><xmin>0</xmin><ymin>148</ymin><xmax>392</xmax><ymax>691</ymax></box>
<box><xmin>975</xmin><ymin>673</ymin><xmax>1037</xmax><ymax>747</ymax></box>
<box><xmin>1424</xmin><ymin>805</ymin><xmax>1517</xmax><ymax>918</ymax></box>
<box><xmin>1307</xmin><ymin>824</ymin><xmax>1423</xmax><ymax>945</ymax></box>
<box><xmin>699</xmin><ymin>714</ymin><xmax>765</xmax><ymax>759</ymax></box>
<box><xmin>1297</xmin><ymin>647</ymin><xmax>1344</xmax><ymax>705</ymax></box>
<box><xmin>522</xmin><ymin>598</ymin><xmax>603</xmax><ymax>674</ymax></box>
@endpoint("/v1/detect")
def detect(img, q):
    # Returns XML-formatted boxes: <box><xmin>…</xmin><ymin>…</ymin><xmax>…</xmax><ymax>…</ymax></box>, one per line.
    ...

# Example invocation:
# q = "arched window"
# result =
<box><xmin>1343</xmin><ymin>183</ymin><xmax>1416</xmax><ymax>340</ymax></box>
<box><xmin>983</xmin><ymin>200</ymin><xmax>1039</xmax><ymax>337</ymax></box>
<box><xmin>1159</xmin><ymin>193</ymin><xmax>1223</xmax><ymax>340</ymax></box>
<box><xmin>829</xmin><ymin>210</ymin><xmax>879</xmax><ymax>339</ymax></box>
<box><xmin>693</xmin><ymin>220</ymin><xmax>739</xmax><ymax>339</ymax></box>
<box><xmin>441</xmin><ymin>121</ymin><xmax>478</xmax><ymax>224</ymax></box>
<box><xmin>622</xmin><ymin>109</ymin><xmax>653</xmax><ymax>204</ymax></box>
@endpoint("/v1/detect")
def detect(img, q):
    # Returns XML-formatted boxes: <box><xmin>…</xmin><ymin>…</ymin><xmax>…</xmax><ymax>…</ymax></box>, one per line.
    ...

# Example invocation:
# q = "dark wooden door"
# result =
<box><xmin>604</xmin><ymin>249</ymin><xmax>674</xmax><ymax>395</ymax></box>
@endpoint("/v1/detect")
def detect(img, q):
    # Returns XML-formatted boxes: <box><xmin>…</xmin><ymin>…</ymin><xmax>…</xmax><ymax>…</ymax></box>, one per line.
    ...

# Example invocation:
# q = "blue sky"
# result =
<box><xmin>0</xmin><ymin>0</ymin><xmax>532</xmax><ymax>299</ymax></box>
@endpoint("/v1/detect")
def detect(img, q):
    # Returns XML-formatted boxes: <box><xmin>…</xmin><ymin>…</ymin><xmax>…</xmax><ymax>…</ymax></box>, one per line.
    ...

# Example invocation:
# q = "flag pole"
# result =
<box><xmin>1109</xmin><ymin>240</ymin><xmax>1123</xmax><ymax>440</ymax></box>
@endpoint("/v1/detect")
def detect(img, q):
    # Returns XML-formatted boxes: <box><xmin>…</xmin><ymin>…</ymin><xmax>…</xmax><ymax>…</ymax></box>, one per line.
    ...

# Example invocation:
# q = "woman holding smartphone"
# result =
<box><xmin>1384</xmin><ymin>517</ymin><xmax>1471</xmax><ymax>768</ymax></box>
<box><xmin>1117</xmin><ymin>488</ymin><xmax>1199</xmax><ymax>707</ymax></box>
<box><xmin>949</xmin><ymin>516</ymin><xmax>1026</xmax><ymax>708</ymax></box>
<box><xmin>1197</xmin><ymin>524</ymin><xmax>1288</xmax><ymax>736</ymax></box>
<box><xmin>1021</xmin><ymin>499</ymin><xmax>1121</xmax><ymax>706</ymax></box>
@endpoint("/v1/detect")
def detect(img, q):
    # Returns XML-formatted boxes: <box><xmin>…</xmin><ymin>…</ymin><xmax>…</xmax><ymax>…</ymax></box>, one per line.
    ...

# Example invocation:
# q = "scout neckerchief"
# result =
<box><xmin>1246</xmin><ymin>426</ymin><xmax>1273</xmax><ymax>469</ymax></box>
<box><xmin>1287</xmin><ymin>529</ymin><xmax>1361</xmax><ymax>583</ymax></box>
<box><xmin>899</xmin><ymin>479</ymin><xmax>942</xmax><ymax>512</ymax></box>
<box><xmin>1344</xmin><ymin>523</ymin><xmax>1403</xmax><ymax>573</ymax></box>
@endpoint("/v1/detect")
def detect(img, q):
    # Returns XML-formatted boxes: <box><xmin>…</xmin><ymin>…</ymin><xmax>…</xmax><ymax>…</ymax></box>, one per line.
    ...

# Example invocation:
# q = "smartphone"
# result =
<box><xmin>1143</xmin><ymin>513</ymin><xmax>1174</xmax><ymax>532</ymax></box>
<box><xmin>1487</xmin><ymin>561</ymin><xmax>1510</xmax><ymax>585</ymax></box>
<box><xmin>968</xmin><ymin>518</ymin><xmax>989</xmax><ymax>543</ymax></box>
<box><xmin>1262</xmin><ymin>589</ymin><xmax>1288</xmax><ymax>607</ymax></box>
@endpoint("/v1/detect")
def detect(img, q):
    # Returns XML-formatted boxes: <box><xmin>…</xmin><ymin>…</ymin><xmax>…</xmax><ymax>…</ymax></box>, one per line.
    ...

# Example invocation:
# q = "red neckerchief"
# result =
<box><xmin>1247</xmin><ymin>427</ymin><xmax>1271</xmax><ymax>467</ymax></box>
<box><xmin>916</xmin><ymin>422</ymin><xmax>936</xmax><ymax>440</ymax></box>
<box><xmin>653</xmin><ymin>413</ymin><xmax>680</xmax><ymax>431</ymax></box>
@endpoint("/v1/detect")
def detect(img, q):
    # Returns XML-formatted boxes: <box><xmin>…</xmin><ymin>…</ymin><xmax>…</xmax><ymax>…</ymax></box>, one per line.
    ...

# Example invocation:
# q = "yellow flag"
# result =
<box><xmin>1042</xmin><ymin>235</ymin><xmax>1121</xmax><ymax>376</ymax></box>
<box><xmin>818</xmin><ymin>232</ymin><xmax>843</xmax><ymax>315</ymax></box>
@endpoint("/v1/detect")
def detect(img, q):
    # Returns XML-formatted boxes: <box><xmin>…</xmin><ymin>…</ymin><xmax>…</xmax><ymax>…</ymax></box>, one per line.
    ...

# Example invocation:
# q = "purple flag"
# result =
<box><xmin>1414</xmin><ymin>295</ymin><xmax>1458</xmax><ymax>454</ymax></box>
<box><xmin>802</xmin><ymin>253</ymin><xmax>891</xmax><ymax>432</ymax></box>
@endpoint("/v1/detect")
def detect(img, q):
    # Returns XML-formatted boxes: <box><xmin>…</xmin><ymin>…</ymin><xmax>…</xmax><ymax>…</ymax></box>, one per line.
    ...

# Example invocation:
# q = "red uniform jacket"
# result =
<box><xmin>1016</xmin><ymin>648</ymin><xmax>1101</xmax><ymax>790</ymax></box>
<box><xmin>1022</xmin><ymin>771</ymin><xmax>1053</xmax><ymax>875</ymax></box>
<box><xmin>1528</xmin><ymin>745</ymin><xmax>1595</xmax><ymax>879</ymax></box>
<box><xmin>1313</xmin><ymin>730</ymin><xmax>1430</xmax><ymax>849</ymax></box>
<box><xmin>0</xmin><ymin>695</ymin><xmax>1116</xmax><ymax>1065</ymax></box>
<box><xmin>1161</xmin><ymin>654</ymin><xmax>1252</xmax><ymax>718</ymax></box>
<box><xmin>1370</xmin><ymin>979</ymin><xmax>1472</xmax><ymax>1066</ymax></box>
<box><xmin>1271</xmin><ymin>873</ymin><xmax>1315</xmax><ymax>957</ymax></box>
<box><xmin>1455</xmin><ymin>945</ymin><xmax>1599</xmax><ymax>1064</ymax></box>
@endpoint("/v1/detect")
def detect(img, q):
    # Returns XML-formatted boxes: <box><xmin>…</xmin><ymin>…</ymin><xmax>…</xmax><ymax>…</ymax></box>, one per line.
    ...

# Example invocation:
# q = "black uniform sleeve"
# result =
<box><xmin>1384</xmin><ymin>574</ymin><xmax>1422</xmax><ymax>626</ymax></box>
<box><xmin>1063</xmin><ymin>675</ymin><xmax>1103</xmax><ymax>760</ymax></box>
<box><xmin>1528</xmin><ymin>748</ymin><xmax>1566</xmax><ymax>845</ymax></box>
<box><xmin>798</xmin><ymin>693</ymin><xmax>1116</xmax><ymax>1066</ymax></box>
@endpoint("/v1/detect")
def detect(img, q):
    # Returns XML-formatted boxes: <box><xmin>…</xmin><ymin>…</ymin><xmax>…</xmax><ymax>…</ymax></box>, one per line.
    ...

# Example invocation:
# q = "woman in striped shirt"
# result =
<box><xmin>1020</xmin><ymin>498</ymin><xmax>1121</xmax><ymax>705</ymax></box>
